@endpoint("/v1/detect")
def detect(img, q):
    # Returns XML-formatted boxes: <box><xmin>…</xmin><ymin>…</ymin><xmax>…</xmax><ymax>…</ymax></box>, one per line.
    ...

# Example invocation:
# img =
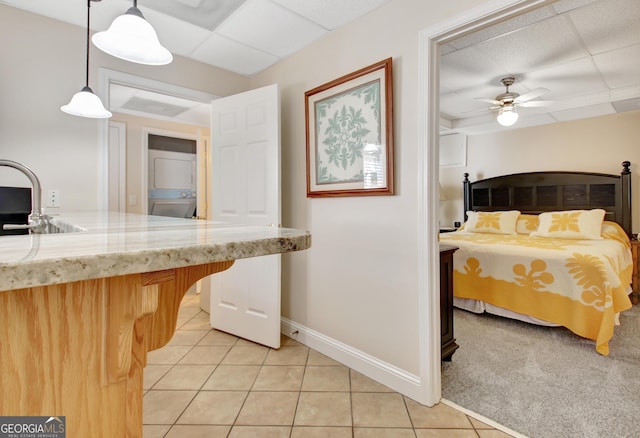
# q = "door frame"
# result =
<box><xmin>96</xmin><ymin>69</ymin><xmax>218</xmax><ymax>211</ymax></box>
<box><xmin>418</xmin><ymin>0</ymin><xmax>557</xmax><ymax>405</ymax></box>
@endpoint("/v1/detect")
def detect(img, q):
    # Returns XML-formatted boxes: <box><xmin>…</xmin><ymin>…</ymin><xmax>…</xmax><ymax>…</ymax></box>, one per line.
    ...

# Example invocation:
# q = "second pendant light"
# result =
<box><xmin>92</xmin><ymin>0</ymin><xmax>173</xmax><ymax>66</ymax></box>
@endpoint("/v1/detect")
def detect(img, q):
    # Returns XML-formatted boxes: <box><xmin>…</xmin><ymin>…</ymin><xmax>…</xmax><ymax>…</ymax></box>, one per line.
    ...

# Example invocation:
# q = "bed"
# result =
<box><xmin>439</xmin><ymin>161</ymin><xmax>634</xmax><ymax>355</ymax></box>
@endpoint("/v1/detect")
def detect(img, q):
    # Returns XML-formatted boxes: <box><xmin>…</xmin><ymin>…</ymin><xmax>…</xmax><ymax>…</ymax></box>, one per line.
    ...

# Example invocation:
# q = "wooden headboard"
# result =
<box><xmin>463</xmin><ymin>161</ymin><xmax>632</xmax><ymax>237</ymax></box>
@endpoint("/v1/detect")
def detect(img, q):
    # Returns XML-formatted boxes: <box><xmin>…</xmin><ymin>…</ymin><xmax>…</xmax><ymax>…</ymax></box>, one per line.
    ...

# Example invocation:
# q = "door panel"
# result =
<box><xmin>209</xmin><ymin>84</ymin><xmax>281</xmax><ymax>349</ymax></box>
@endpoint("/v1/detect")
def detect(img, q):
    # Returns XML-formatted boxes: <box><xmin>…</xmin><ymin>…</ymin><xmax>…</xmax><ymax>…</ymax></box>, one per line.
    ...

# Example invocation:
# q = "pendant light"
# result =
<box><xmin>61</xmin><ymin>0</ymin><xmax>112</xmax><ymax>119</ymax></box>
<box><xmin>496</xmin><ymin>104</ymin><xmax>518</xmax><ymax>127</ymax></box>
<box><xmin>92</xmin><ymin>0</ymin><xmax>172</xmax><ymax>66</ymax></box>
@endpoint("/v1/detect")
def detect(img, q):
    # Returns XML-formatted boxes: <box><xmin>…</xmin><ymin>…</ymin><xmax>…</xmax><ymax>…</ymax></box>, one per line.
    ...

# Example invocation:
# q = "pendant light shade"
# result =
<box><xmin>496</xmin><ymin>104</ymin><xmax>518</xmax><ymax>127</ymax></box>
<box><xmin>61</xmin><ymin>0</ymin><xmax>111</xmax><ymax>119</ymax></box>
<box><xmin>92</xmin><ymin>2</ymin><xmax>172</xmax><ymax>66</ymax></box>
<box><xmin>61</xmin><ymin>86</ymin><xmax>112</xmax><ymax>118</ymax></box>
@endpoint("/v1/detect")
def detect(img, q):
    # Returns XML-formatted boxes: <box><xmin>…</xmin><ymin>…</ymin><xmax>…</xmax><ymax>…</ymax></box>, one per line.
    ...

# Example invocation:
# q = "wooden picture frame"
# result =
<box><xmin>305</xmin><ymin>58</ymin><xmax>394</xmax><ymax>197</ymax></box>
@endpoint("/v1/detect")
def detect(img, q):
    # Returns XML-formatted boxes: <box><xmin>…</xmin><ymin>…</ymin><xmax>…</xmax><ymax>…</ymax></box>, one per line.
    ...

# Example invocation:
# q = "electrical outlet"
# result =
<box><xmin>47</xmin><ymin>189</ymin><xmax>60</xmax><ymax>208</ymax></box>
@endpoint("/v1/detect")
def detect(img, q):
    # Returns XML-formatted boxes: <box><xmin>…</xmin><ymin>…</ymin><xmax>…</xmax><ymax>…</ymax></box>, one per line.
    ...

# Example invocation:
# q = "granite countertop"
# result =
<box><xmin>0</xmin><ymin>212</ymin><xmax>311</xmax><ymax>291</ymax></box>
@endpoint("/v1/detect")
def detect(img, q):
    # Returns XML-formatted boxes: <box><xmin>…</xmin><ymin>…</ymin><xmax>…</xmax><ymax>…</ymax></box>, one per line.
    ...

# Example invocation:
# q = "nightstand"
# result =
<box><xmin>631</xmin><ymin>239</ymin><xmax>639</xmax><ymax>304</ymax></box>
<box><xmin>440</xmin><ymin>244</ymin><xmax>459</xmax><ymax>361</ymax></box>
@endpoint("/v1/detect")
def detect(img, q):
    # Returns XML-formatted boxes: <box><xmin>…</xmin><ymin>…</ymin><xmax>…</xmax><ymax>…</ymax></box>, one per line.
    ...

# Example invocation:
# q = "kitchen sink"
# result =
<box><xmin>45</xmin><ymin>216</ymin><xmax>87</xmax><ymax>234</ymax></box>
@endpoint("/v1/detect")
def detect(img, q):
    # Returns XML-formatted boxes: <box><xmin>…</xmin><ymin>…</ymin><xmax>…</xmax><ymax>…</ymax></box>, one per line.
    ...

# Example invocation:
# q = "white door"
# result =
<box><xmin>209</xmin><ymin>84</ymin><xmax>281</xmax><ymax>348</ymax></box>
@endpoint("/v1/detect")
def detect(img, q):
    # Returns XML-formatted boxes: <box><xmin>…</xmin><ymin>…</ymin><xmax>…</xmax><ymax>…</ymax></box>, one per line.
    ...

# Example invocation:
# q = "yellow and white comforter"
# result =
<box><xmin>440</xmin><ymin>222</ymin><xmax>633</xmax><ymax>355</ymax></box>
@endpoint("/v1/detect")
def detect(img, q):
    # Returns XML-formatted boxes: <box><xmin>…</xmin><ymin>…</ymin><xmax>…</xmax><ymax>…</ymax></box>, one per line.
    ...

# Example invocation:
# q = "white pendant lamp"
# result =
<box><xmin>496</xmin><ymin>104</ymin><xmax>518</xmax><ymax>127</ymax></box>
<box><xmin>61</xmin><ymin>0</ymin><xmax>112</xmax><ymax>119</ymax></box>
<box><xmin>92</xmin><ymin>0</ymin><xmax>172</xmax><ymax>66</ymax></box>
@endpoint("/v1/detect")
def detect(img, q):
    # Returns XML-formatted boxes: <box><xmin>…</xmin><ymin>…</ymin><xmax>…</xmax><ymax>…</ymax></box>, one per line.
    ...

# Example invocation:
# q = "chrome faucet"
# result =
<box><xmin>0</xmin><ymin>159</ymin><xmax>47</xmax><ymax>234</ymax></box>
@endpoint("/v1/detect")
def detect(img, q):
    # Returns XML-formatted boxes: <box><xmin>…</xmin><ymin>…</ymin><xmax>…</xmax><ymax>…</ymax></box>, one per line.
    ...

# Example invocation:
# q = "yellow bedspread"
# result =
<box><xmin>440</xmin><ymin>222</ymin><xmax>633</xmax><ymax>355</ymax></box>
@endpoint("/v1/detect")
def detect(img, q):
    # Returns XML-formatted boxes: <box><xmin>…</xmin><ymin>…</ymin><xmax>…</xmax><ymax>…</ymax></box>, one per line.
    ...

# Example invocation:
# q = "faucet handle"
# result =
<box><xmin>3</xmin><ymin>213</ymin><xmax>48</xmax><ymax>234</ymax></box>
<box><xmin>3</xmin><ymin>223</ymin><xmax>35</xmax><ymax>230</ymax></box>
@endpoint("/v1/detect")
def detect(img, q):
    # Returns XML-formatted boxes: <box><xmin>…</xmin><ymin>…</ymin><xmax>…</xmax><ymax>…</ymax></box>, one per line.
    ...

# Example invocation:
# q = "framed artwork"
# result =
<box><xmin>305</xmin><ymin>58</ymin><xmax>394</xmax><ymax>197</ymax></box>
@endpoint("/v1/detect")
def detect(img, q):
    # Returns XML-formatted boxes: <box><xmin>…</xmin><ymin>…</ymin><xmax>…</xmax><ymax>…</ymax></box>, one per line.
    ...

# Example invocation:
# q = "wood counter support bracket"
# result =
<box><xmin>145</xmin><ymin>261</ymin><xmax>235</xmax><ymax>352</ymax></box>
<box><xmin>105</xmin><ymin>277</ymin><xmax>161</xmax><ymax>384</ymax></box>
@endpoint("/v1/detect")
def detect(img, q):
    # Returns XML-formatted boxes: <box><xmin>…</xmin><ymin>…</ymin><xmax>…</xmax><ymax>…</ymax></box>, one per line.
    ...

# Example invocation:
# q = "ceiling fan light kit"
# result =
<box><xmin>92</xmin><ymin>0</ymin><xmax>173</xmax><ymax>66</ymax></box>
<box><xmin>496</xmin><ymin>104</ymin><xmax>518</xmax><ymax>126</ymax></box>
<box><xmin>475</xmin><ymin>76</ymin><xmax>552</xmax><ymax>128</ymax></box>
<box><xmin>61</xmin><ymin>0</ymin><xmax>112</xmax><ymax>119</ymax></box>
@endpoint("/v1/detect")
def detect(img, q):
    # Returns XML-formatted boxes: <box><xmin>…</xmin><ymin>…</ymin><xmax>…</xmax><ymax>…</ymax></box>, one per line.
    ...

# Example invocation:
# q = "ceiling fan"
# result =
<box><xmin>476</xmin><ymin>77</ymin><xmax>553</xmax><ymax>126</ymax></box>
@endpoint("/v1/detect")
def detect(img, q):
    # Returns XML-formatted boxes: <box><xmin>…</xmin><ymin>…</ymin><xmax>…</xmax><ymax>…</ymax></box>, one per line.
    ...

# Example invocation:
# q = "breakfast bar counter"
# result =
<box><xmin>0</xmin><ymin>212</ymin><xmax>311</xmax><ymax>437</ymax></box>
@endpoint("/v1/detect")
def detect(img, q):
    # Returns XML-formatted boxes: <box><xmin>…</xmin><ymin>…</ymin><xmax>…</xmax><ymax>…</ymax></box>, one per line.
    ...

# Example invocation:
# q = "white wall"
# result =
<box><xmin>440</xmin><ymin>111</ymin><xmax>640</xmax><ymax>232</ymax></box>
<box><xmin>250</xmin><ymin>0</ymin><xmax>490</xmax><ymax>382</ymax></box>
<box><xmin>0</xmin><ymin>4</ymin><xmax>248</xmax><ymax>211</ymax></box>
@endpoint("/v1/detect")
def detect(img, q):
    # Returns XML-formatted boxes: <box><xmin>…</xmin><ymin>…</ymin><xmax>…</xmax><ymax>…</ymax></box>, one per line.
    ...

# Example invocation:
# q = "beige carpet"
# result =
<box><xmin>442</xmin><ymin>304</ymin><xmax>640</xmax><ymax>438</ymax></box>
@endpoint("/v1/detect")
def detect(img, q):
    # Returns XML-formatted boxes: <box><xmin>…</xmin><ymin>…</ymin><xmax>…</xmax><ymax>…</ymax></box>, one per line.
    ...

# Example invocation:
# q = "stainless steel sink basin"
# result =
<box><xmin>45</xmin><ymin>216</ymin><xmax>87</xmax><ymax>234</ymax></box>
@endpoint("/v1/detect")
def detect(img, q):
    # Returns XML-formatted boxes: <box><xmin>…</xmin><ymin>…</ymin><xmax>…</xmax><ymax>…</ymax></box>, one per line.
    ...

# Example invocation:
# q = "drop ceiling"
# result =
<box><xmin>0</xmin><ymin>0</ymin><xmax>391</xmax><ymax>125</ymax></box>
<box><xmin>0</xmin><ymin>0</ymin><xmax>391</xmax><ymax>76</ymax></box>
<box><xmin>440</xmin><ymin>0</ymin><xmax>640</xmax><ymax>135</ymax></box>
<box><xmin>2</xmin><ymin>0</ymin><xmax>638</xmax><ymax>132</ymax></box>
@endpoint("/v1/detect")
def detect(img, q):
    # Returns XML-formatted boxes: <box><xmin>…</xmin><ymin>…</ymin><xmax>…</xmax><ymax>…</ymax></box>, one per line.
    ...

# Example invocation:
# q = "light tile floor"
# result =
<box><xmin>143</xmin><ymin>292</ymin><xmax>518</xmax><ymax>438</ymax></box>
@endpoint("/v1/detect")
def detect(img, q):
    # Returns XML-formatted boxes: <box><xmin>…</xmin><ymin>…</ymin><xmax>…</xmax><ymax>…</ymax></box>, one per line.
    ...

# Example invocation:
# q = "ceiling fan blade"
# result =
<box><xmin>519</xmin><ymin>100</ymin><xmax>554</xmax><ymax>107</ymax></box>
<box><xmin>460</xmin><ymin>106</ymin><xmax>497</xmax><ymax>115</ymax></box>
<box><xmin>474</xmin><ymin>97</ymin><xmax>501</xmax><ymax>105</ymax></box>
<box><xmin>515</xmin><ymin>87</ymin><xmax>550</xmax><ymax>102</ymax></box>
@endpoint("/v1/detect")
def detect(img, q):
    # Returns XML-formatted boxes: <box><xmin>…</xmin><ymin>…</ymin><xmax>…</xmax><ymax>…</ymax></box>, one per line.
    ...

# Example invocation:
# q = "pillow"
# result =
<box><xmin>516</xmin><ymin>214</ymin><xmax>540</xmax><ymax>235</ymax></box>
<box><xmin>601</xmin><ymin>221</ymin><xmax>631</xmax><ymax>246</ymax></box>
<box><xmin>464</xmin><ymin>210</ymin><xmax>520</xmax><ymax>235</ymax></box>
<box><xmin>531</xmin><ymin>209</ymin><xmax>605</xmax><ymax>240</ymax></box>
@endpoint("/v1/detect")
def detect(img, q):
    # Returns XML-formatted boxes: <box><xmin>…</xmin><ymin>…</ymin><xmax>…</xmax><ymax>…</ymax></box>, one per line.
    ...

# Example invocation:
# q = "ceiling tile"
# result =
<box><xmin>137</xmin><ymin>7</ymin><xmax>212</xmax><ymax>56</ymax></box>
<box><xmin>568</xmin><ymin>0</ymin><xmax>640</xmax><ymax>54</ymax></box>
<box><xmin>550</xmin><ymin>102</ymin><xmax>616</xmax><ymax>121</ymax></box>
<box><xmin>522</xmin><ymin>57</ymin><xmax>608</xmax><ymax>100</ymax></box>
<box><xmin>143</xmin><ymin>0</ymin><xmax>246</xmax><ymax>31</ymax></box>
<box><xmin>449</xmin><ymin>5</ymin><xmax>556</xmax><ymax>50</ymax></box>
<box><xmin>440</xmin><ymin>46</ymin><xmax>506</xmax><ymax>92</ymax></box>
<box><xmin>174</xmin><ymin>105</ymin><xmax>211</xmax><ymax>127</ymax></box>
<box><xmin>190</xmin><ymin>33</ymin><xmax>280</xmax><ymax>76</ymax></box>
<box><xmin>271</xmin><ymin>0</ymin><xmax>390</xmax><ymax>30</ymax></box>
<box><xmin>474</xmin><ymin>15</ymin><xmax>589</xmax><ymax>74</ymax></box>
<box><xmin>216</xmin><ymin>0</ymin><xmax>327</xmax><ymax>58</ymax></box>
<box><xmin>594</xmin><ymin>45</ymin><xmax>640</xmax><ymax>89</ymax></box>
<box><xmin>109</xmin><ymin>84</ymin><xmax>210</xmax><ymax>126</ymax></box>
<box><xmin>110</xmin><ymin>85</ymin><xmax>200</xmax><ymax>111</ymax></box>
<box><xmin>440</xmin><ymin>91</ymin><xmax>488</xmax><ymax>119</ymax></box>
<box><xmin>122</xmin><ymin>96</ymin><xmax>191</xmax><ymax>117</ymax></box>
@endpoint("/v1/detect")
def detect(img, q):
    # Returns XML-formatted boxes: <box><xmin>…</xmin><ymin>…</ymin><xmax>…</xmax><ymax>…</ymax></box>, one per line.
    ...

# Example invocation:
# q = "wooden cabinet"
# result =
<box><xmin>440</xmin><ymin>244</ymin><xmax>459</xmax><ymax>361</ymax></box>
<box><xmin>631</xmin><ymin>239</ymin><xmax>639</xmax><ymax>305</ymax></box>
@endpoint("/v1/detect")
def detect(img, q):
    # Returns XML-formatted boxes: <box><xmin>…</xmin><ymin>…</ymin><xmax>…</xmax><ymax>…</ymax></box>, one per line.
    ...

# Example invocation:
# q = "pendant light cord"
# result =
<box><xmin>85</xmin><ymin>0</ymin><xmax>91</xmax><ymax>88</ymax></box>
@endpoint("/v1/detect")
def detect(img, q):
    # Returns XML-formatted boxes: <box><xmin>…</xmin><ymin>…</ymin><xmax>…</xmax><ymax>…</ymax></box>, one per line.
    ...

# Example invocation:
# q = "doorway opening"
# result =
<box><xmin>147</xmin><ymin>132</ymin><xmax>198</xmax><ymax>218</ymax></box>
<box><xmin>97</xmin><ymin>69</ymin><xmax>217</xmax><ymax>215</ymax></box>
<box><xmin>418</xmin><ymin>0</ymin><xmax>557</xmax><ymax>406</ymax></box>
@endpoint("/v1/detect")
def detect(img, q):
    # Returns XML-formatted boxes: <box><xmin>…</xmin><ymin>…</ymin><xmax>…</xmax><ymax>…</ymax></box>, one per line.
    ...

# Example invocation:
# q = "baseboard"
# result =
<box><xmin>281</xmin><ymin>317</ymin><xmax>423</xmax><ymax>402</ymax></box>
